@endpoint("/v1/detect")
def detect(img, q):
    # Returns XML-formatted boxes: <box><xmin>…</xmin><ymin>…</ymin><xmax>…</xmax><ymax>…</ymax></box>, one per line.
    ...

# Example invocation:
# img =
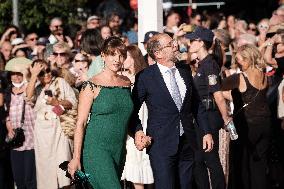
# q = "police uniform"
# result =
<box><xmin>193</xmin><ymin>55</ymin><xmax>226</xmax><ymax>189</ymax></box>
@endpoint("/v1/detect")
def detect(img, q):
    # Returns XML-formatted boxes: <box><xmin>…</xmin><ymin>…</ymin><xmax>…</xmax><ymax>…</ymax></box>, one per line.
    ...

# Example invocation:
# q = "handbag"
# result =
<box><xmin>59</xmin><ymin>161</ymin><xmax>94</xmax><ymax>189</ymax></box>
<box><xmin>5</xmin><ymin>100</ymin><xmax>26</xmax><ymax>148</ymax></box>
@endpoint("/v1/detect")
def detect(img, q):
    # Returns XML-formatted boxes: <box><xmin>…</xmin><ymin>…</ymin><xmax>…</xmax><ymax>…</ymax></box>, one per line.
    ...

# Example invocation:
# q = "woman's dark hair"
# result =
<box><xmin>102</xmin><ymin>36</ymin><xmax>127</xmax><ymax>59</ymax></box>
<box><xmin>80</xmin><ymin>29</ymin><xmax>104</xmax><ymax>56</ymax></box>
<box><xmin>14</xmin><ymin>48</ymin><xmax>29</xmax><ymax>58</ymax></box>
<box><xmin>202</xmin><ymin>39</ymin><xmax>223</xmax><ymax>68</ymax></box>
<box><xmin>2</xmin><ymin>25</ymin><xmax>21</xmax><ymax>40</ymax></box>
<box><xmin>212</xmin><ymin>39</ymin><xmax>223</xmax><ymax>68</ymax></box>
<box><xmin>0</xmin><ymin>52</ymin><xmax>6</xmax><ymax>71</ymax></box>
<box><xmin>107</xmin><ymin>12</ymin><xmax>120</xmax><ymax>25</ymax></box>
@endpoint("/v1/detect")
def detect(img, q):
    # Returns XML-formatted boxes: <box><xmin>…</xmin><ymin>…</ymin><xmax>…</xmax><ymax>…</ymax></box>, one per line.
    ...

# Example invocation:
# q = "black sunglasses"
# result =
<box><xmin>53</xmin><ymin>52</ymin><xmax>67</xmax><ymax>57</ymax></box>
<box><xmin>38</xmin><ymin>68</ymin><xmax>51</xmax><ymax>77</ymax></box>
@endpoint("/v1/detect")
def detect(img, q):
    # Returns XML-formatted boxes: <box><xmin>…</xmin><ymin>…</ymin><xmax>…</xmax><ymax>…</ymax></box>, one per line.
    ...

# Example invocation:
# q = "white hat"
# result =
<box><xmin>87</xmin><ymin>15</ymin><xmax>100</xmax><ymax>22</ymax></box>
<box><xmin>11</xmin><ymin>38</ymin><xmax>25</xmax><ymax>46</ymax></box>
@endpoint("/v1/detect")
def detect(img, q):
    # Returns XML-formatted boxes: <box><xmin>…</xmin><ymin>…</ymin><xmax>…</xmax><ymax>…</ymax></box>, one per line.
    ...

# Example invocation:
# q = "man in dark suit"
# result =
<box><xmin>131</xmin><ymin>33</ymin><xmax>213</xmax><ymax>189</ymax></box>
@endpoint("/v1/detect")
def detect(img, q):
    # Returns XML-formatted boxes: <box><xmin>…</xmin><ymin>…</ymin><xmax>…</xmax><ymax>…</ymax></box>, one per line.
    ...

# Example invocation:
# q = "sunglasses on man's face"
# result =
<box><xmin>53</xmin><ymin>52</ymin><xmax>67</xmax><ymax>57</ymax></box>
<box><xmin>53</xmin><ymin>25</ymin><xmax>63</xmax><ymax>29</ymax></box>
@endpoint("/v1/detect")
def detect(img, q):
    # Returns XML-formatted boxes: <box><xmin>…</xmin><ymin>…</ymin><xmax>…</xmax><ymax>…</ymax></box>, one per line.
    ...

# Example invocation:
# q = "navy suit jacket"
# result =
<box><xmin>131</xmin><ymin>62</ymin><xmax>210</xmax><ymax>155</ymax></box>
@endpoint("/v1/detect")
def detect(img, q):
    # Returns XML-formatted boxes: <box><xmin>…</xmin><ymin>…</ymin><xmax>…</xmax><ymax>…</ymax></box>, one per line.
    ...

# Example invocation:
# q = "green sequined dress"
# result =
<box><xmin>81</xmin><ymin>81</ymin><xmax>134</xmax><ymax>189</ymax></box>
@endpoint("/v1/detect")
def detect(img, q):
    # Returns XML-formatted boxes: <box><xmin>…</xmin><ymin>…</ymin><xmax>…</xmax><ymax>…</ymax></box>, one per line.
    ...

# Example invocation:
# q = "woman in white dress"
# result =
<box><xmin>26</xmin><ymin>59</ymin><xmax>77</xmax><ymax>189</ymax></box>
<box><xmin>121</xmin><ymin>45</ymin><xmax>154</xmax><ymax>189</ymax></box>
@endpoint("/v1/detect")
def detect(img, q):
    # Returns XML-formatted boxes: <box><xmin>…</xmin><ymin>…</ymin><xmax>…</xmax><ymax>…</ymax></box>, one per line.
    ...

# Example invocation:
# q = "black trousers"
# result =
<box><xmin>149</xmin><ymin>135</ymin><xmax>195</xmax><ymax>189</ymax></box>
<box><xmin>194</xmin><ymin>110</ymin><xmax>225</xmax><ymax>189</ymax></box>
<box><xmin>0</xmin><ymin>151</ymin><xmax>14</xmax><ymax>189</ymax></box>
<box><xmin>10</xmin><ymin>149</ymin><xmax>37</xmax><ymax>189</ymax></box>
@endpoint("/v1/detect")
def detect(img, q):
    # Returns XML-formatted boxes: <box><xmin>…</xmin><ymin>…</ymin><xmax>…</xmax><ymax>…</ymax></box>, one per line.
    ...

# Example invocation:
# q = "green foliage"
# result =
<box><xmin>0</xmin><ymin>0</ymin><xmax>87</xmax><ymax>35</ymax></box>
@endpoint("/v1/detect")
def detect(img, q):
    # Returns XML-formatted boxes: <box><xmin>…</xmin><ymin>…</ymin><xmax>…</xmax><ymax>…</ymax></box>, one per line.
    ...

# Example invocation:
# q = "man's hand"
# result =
<box><xmin>203</xmin><ymin>134</ymin><xmax>214</xmax><ymax>152</ymax></box>
<box><xmin>135</xmin><ymin>130</ymin><xmax>151</xmax><ymax>151</ymax></box>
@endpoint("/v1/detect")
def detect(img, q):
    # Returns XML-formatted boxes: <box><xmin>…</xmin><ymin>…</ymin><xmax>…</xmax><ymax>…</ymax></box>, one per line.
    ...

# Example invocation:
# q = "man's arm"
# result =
<box><xmin>130</xmin><ymin>72</ymin><xmax>152</xmax><ymax>150</ymax></box>
<box><xmin>130</xmin><ymin>72</ymin><xmax>147</xmax><ymax>135</ymax></box>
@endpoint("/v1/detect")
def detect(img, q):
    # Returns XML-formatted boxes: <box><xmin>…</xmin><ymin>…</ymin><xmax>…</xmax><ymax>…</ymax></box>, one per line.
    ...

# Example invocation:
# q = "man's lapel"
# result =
<box><xmin>177</xmin><ymin>66</ymin><xmax>191</xmax><ymax>110</ymax></box>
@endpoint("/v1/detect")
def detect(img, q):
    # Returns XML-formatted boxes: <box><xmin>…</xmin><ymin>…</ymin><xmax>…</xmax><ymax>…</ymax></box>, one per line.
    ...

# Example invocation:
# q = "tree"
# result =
<box><xmin>0</xmin><ymin>0</ymin><xmax>87</xmax><ymax>36</ymax></box>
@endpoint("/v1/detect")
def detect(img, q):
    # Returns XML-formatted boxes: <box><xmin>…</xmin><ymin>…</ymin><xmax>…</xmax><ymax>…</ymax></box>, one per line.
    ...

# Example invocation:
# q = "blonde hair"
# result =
<box><xmin>53</xmin><ymin>41</ymin><xmax>71</xmax><ymax>54</ymax></box>
<box><xmin>236</xmin><ymin>44</ymin><xmax>266</xmax><ymax>70</ymax></box>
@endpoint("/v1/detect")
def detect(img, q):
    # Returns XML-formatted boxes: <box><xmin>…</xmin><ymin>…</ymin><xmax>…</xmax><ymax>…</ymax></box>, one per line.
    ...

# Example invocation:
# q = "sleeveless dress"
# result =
<box><xmin>227</xmin><ymin>73</ymin><xmax>271</xmax><ymax>189</ymax></box>
<box><xmin>81</xmin><ymin>81</ymin><xmax>134</xmax><ymax>189</ymax></box>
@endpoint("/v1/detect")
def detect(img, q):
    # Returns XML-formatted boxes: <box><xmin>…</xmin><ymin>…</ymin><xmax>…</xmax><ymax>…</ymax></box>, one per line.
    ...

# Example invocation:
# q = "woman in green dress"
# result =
<box><xmin>68</xmin><ymin>36</ymin><xmax>133</xmax><ymax>189</ymax></box>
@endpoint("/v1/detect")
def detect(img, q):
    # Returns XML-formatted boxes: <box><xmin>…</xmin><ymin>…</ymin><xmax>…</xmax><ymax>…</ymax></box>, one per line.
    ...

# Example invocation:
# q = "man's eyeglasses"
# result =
<box><xmin>158</xmin><ymin>40</ymin><xmax>177</xmax><ymax>51</ymax></box>
<box><xmin>53</xmin><ymin>52</ymin><xmax>67</xmax><ymax>57</ymax></box>
<box><xmin>53</xmin><ymin>25</ymin><xmax>63</xmax><ymax>29</ymax></box>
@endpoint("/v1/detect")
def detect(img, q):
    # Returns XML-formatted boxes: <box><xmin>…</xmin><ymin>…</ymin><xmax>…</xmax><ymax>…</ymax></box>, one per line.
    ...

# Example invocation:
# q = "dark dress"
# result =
<box><xmin>81</xmin><ymin>81</ymin><xmax>134</xmax><ymax>189</ymax></box>
<box><xmin>222</xmin><ymin>73</ymin><xmax>271</xmax><ymax>189</ymax></box>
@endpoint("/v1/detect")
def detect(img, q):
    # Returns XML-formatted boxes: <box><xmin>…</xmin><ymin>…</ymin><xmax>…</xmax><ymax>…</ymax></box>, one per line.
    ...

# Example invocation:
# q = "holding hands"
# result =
<box><xmin>134</xmin><ymin>130</ymin><xmax>152</xmax><ymax>151</ymax></box>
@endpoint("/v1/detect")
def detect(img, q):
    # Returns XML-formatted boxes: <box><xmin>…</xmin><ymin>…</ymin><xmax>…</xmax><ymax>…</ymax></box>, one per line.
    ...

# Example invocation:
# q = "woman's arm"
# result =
<box><xmin>263</xmin><ymin>37</ymin><xmax>277</xmax><ymax>66</ymax></box>
<box><xmin>68</xmin><ymin>82</ymin><xmax>99</xmax><ymax>177</ymax></box>
<box><xmin>213</xmin><ymin>91</ymin><xmax>230</xmax><ymax>124</ymax></box>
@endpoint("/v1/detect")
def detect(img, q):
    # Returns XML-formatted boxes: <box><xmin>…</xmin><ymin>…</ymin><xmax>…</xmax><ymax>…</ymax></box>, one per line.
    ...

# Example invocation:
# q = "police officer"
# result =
<box><xmin>186</xmin><ymin>27</ymin><xmax>230</xmax><ymax>189</ymax></box>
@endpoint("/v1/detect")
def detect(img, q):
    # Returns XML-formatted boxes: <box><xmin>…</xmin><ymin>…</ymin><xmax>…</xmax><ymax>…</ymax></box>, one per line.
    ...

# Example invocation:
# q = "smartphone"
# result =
<box><xmin>44</xmin><ymin>90</ymin><xmax>53</xmax><ymax>97</ymax></box>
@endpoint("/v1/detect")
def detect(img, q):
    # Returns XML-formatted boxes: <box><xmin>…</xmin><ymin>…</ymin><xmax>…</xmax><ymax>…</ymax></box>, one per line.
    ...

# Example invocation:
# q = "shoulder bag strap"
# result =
<box><xmin>20</xmin><ymin>99</ymin><xmax>26</xmax><ymax>128</ymax></box>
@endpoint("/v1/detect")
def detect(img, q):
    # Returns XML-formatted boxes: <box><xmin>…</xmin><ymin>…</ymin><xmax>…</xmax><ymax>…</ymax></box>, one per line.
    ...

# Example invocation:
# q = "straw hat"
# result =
<box><xmin>5</xmin><ymin>57</ymin><xmax>32</xmax><ymax>74</ymax></box>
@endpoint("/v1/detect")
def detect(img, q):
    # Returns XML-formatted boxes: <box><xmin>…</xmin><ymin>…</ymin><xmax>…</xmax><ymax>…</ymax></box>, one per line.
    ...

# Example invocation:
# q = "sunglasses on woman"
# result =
<box><xmin>38</xmin><ymin>68</ymin><xmax>51</xmax><ymax>77</ymax></box>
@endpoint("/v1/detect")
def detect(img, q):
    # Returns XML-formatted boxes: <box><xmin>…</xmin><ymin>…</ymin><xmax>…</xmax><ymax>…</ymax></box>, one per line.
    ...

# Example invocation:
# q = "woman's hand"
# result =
<box><xmin>29</xmin><ymin>63</ymin><xmax>43</xmax><ymax>77</ymax></box>
<box><xmin>6</xmin><ymin>121</ymin><xmax>15</xmax><ymax>139</ymax></box>
<box><xmin>68</xmin><ymin>159</ymin><xmax>81</xmax><ymax>178</ymax></box>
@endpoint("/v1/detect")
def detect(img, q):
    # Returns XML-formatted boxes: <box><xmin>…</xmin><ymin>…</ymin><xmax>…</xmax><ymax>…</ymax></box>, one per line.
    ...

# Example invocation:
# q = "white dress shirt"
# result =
<box><xmin>157</xmin><ymin>63</ymin><xmax>187</xmax><ymax>103</ymax></box>
<box><xmin>157</xmin><ymin>63</ymin><xmax>186</xmax><ymax>136</ymax></box>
